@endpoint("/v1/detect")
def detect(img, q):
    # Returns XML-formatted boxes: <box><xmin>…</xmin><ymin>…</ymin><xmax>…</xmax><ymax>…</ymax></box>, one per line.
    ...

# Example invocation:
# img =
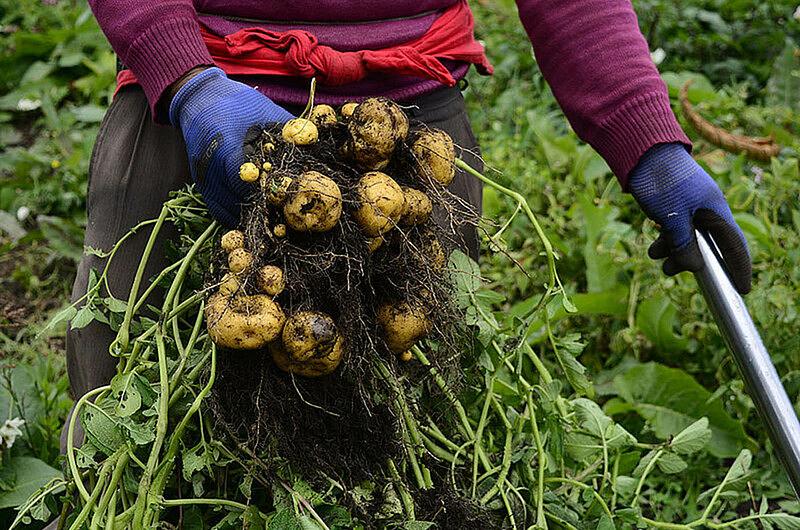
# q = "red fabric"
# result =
<box><xmin>116</xmin><ymin>1</ymin><xmax>491</xmax><ymax>95</ymax></box>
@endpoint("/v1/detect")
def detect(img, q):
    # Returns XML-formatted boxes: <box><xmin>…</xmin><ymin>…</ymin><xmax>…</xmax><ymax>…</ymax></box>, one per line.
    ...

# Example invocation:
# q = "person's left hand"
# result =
<box><xmin>628</xmin><ymin>143</ymin><xmax>752</xmax><ymax>294</ymax></box>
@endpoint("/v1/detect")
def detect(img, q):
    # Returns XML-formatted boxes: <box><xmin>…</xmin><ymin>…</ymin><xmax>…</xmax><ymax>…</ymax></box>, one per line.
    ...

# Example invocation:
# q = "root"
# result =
<box><xmin>680</xmin><ymin>80</ymin><xmax>780</xmax><ymax>161</ymax></box>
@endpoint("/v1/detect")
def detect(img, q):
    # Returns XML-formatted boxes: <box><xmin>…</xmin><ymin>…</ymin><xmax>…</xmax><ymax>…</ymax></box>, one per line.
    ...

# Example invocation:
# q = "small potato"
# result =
<box><xmin>218</xmin><ymin>273</ymin><xmax>241</xmax><ymax>296</ymax></box>
<box><xmin>273</xmin><ymin>224</ymin><xmax>287</xmax><ymax>238</ymax></box>
<box><xmin>400</xmin><ymin>187</ymin><xmax>432</xmax><ymax>226</ymax></box>
<box><xmin>228</xmin><ymin>248</ymin><xmax>254</xmax><ymax>274</ymax></box>
<box><xmin>353</xmin><ymin>171</ymin><xmax>406</xmax><ymax>237</ymax></box>
<box><xmin>205</xmin><ymin>293</ymin><xmax>286</xmax><ymax>350</ymax></box>
<box><xmin>340</xmin><ymin>102</ymin><xmax>358</xmax><ymax>119</ymax></box>
<box><xmin>256</xmin><ymin>265</ymin><xmax>285</xmax><ymax>296</ymax></box>
<box><xmin>282</xmin><ymin>118</ymin><xmax>319</xmax><ymax>145</ymax></box>
<box><xmin>239</xmin><ymin>162</ymin><xmax>260</xmax><ymax>183</ymax></box>
<box><xmin>348</xmin><ymin>98</ymin><xmax>409</xmax><ymax>169</ymax></box>
<box><xmin>309</xmin><ymin>104</ymin><xmax>337</xmax><ymax>126</ymax></box>
<box><xmin>283</xmin><ymin>171</ymin><xmax>342</xmax><ymax>232</ymax></box>
<box><xmin>399</xmin><ymin>351</ymin><xmax>413</xmax><ymax>362</ymax></box>
<box><xmin>220</xmin><ymin>230</ymin><xmax>245</xmax><ymax>253</ymax></box>
<box><xmin>265</xmin><ymin>175</ymin><xmax>293</xmax><ymax>205</ymax></box>
<box><xmin>412</xmin><ymin>129</ymin><xmax>455</xmax><ymax>186</ymax></box>
<box><xmin>377</xmin><ymin>301</ymin><xmax>431</xmax><ymax>354</ymax></box>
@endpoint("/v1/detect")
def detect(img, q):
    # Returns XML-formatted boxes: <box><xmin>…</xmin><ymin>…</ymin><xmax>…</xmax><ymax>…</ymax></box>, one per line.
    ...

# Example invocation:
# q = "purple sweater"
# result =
<box><xmin>88</xmin><ymin>0</ymin><xmax>690</xmax><ymax>184</ymax></box>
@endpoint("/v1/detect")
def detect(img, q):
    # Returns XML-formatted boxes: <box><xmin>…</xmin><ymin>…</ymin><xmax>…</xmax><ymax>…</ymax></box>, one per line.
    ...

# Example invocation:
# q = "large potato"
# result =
<box><xmin>283</xmin><ymin>171</ymin><xmax>342</xmax><ymax>232</ymax></box>
<box><xmin>353</xmin><ymin>172</ymin><xmax>406</xmax><ymax>237</ymax></box>
<box><xmin>205</xmin><ymin>293</ymin><xmax>286</xmax><ymax>350</ymax></box>
<box><xmin>412</xmin><ymin>129</ymin><xmax>455</xmax><ymax>186</ymax></box>
<box><xmin>348</xmin><ymin>98</ymin><xmax>409</xmax><ymax>169</ymax></box>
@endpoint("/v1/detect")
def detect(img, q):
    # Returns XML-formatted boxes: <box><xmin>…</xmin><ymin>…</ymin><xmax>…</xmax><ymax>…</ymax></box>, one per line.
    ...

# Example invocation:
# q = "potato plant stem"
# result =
<box><xmin>387</xmin><ymin>459</ymin><xmax>415</xmax><ymax>521</ymax></box>
<box><xmin>116</xmin><ymin>202</ymin><xmax>172</xmax><ymax>353</ymax></box>
<box><xmin>455</xmin><ymin>158</ymin><xmax>558</xmax><ymax>295</ymax></box>
<box><xmin>66</xmin><ymin>386</ymin><xmax>110</xmax><ymax>503</ymax></box>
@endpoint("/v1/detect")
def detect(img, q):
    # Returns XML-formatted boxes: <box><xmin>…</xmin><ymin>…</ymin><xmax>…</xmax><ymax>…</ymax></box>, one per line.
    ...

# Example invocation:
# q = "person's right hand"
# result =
<box><xmin>168</xmin><ymin>67</ymin><xmax>293</xmax><ymax>226</ymax></box>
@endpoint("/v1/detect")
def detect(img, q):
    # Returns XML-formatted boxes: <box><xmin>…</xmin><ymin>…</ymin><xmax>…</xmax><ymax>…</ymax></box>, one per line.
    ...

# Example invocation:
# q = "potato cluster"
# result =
<box><xmin>205</xmin><ymin>98</ymin><xmax>459</xmax><ymax>377</ymax></box>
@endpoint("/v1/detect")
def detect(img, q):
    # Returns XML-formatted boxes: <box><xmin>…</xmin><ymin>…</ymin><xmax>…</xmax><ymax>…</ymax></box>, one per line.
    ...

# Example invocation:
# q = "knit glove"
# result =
<box><xmin>628</xmin><ymin>143</ymin><xmax>751</xmax><ymax>294</ymax></box>
<box><xmin>169</xmin><ymin>67</ymin><xmax>293</xmax><ymax>226</ymax></box>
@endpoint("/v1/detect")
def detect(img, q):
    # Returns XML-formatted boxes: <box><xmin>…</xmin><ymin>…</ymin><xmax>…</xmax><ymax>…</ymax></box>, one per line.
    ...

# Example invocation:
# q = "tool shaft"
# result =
<box><xmin>694</xmin><ymin>229</ymin><xmax>800</xmax><ymax>497</ymax></box>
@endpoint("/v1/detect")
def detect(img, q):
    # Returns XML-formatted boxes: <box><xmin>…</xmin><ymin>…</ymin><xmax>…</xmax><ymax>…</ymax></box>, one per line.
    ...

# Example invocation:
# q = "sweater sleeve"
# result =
<box><xmin>89</xmin><ymin>0</ymin><xmax>214</xmax><ymax>118</ymax></box>
<box><xmin>514</xmin><ymin>0</ymin><xmax>691</xmax><ymax>187</ymax></box>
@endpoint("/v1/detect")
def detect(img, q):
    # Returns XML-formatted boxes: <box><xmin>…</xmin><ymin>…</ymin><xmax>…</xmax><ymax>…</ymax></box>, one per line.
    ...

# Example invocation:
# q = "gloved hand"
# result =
<box><xmin>628</xmin><ymin>143</ymin><xmax>751</xmax><ymax>294</ymax></box>
<box><xmin>169</xmin><ymin>67</ymin><xmax>293</xmax><ymax>226</ymax></box>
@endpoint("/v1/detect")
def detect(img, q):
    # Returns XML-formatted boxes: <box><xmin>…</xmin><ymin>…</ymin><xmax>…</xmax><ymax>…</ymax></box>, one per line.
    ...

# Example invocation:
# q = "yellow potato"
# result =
<box><xmin>282</xmin><ymin>311</ymin><xmax>341</xmax><ymax>362</ymax></box>
<box><xmin>239</xmin><ymin>162</ymin><xmax>260</xmax><ymax>183</ymax></box>
<box><xmin>273</xmin><ymin>224</ymin><xmax>287</xmax><ymax>238</ymax></box>
<box><xmin>399</xmin><ymin>350</ymin><xmax>414</xmax><ymax>362</ymax></box>
<box><xmin>269</xmin><ymin>340</ymin><xmax>343</xmax><ymax>377</ymax></box>
<box><xmin>205</xmin><ymin>293</ymin><xmax>286</xmax><ymax>350</ymax></box>
<box><xmin>348</xmin><ymin>98</ymin><xmax>409</xmax><ymax>169</ymax></box>
<box><xmin>218</xmin><ymin>273</ymin><xmax>241</xmax><ymax>296</ymax></box>
<box><xmin>340</xmin><ymin>102</ymin><xmax>358</xmax><ymax>119</ymax></box>
<box><xmin>400</xmin><ymin>187</ymin><xmax>432</xmax><ymax>226</ymax></box>
<box><xmin>353</xmin><ymin>171</ymin><xmax>406</xmax><ymax>237</ymax></box>
<box><xmin>309</xmin><ymin>104</ymin><xmax>337</xmax><ymax>126</ymax></box>
<box><xmin>377</xmin><ymin>301</ymin><xmax>431</xmax><ymax>353</ymax></box>
<box><xmin>265</xmin><ymin>175</ymin><xmax>293</xmax><ymax>205</ymax></box>
<box><xmin>256</xmin><ymin>265</ymin><xmax>285</xmax><ymax>296</ymax></box>
<box><xmin>282</xmin><ymin>118</ymin><xmax>319</xmax><ymax>145</ymax></box>
<box><xmin>220</xmin><ymin>230</ymin><xmax>245</xmax><ymax>253</ymax></box>
<box><xmin>412</xmin><ymin>129</ymin><xmax>455</xmax><ymax>186</ymax></box>
<box><xmin>283</xmin><ymin>171</ymin><xmax>342</xmax><ymax>232</ymax></box>
<box><xmin>228</xmin><ymin>248</ymin><xmax>254</xmax><ymax>274</ymax></box>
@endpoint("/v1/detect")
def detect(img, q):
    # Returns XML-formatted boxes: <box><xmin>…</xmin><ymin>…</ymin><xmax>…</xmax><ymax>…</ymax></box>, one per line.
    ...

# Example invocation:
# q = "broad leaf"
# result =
<box><xmin>0</xmin><ymin>457</ymin><xmax>61</xmax><ymax>509</ymax></box>
<box><xmin>612</xmin><ymin>363</ymin><xmax>752</xmax><ymax>457</ymax></box>
<box><xmin>635</xmin><ymin>296</ymin><xmax>689</xmax><ymax>352</ymax></box>
<box><xmin>670</xmin><ymin>418</ymin><xmax>712</xmax><ymax>455</ymax></box>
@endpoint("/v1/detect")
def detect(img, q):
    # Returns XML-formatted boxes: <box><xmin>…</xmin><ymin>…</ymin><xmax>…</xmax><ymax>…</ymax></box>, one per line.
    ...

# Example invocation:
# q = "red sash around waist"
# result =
<box><xmin>116</xmin><ymin>1</ymin><xmax>492</xmax><ymax>94</ymax></box>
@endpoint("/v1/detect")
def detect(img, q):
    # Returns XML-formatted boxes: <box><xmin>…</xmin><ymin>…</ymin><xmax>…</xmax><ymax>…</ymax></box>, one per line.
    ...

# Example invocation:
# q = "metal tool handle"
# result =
<box><xmin>694</xmin><ymin>229</ymin><xmax>800</xmax><ymax>497</ymax></box>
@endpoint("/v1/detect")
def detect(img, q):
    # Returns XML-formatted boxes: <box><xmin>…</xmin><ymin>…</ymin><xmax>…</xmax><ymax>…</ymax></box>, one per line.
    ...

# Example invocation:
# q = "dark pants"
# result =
<box><xmin>63</xmin><ymin>84</ymin><xmax>483</xmax><ymax>436</ymax></box>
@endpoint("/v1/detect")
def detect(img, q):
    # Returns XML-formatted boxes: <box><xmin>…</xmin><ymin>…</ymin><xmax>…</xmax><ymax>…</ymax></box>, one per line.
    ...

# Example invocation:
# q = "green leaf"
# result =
<box><xmin>0</xmin><ymin>457</ymin><xmax>61</xmax><ymax>509</ymax></box>
<box><xmin>670</xmin><ymin>418</ymin><xmax>712</xmax><ymax>455</ymax></box>
<box><xmin>552</xmin><ymin>333</ymin><xmax>594</xmax><ymax>397</ymax></box>
<box><xmin>578</xmin><ymin>195</ymin><xmax>620</xmax><ymax>292</ymax></box>
<box><xmin>70</xmin><ymin>305</ymin><xmax>96</xmax><ymax>330</ymax></box>
<box><xmin>110</xmin><ymin>372</ymin><xmax>142</xmax><ymax>418</ymax></box>
<box><xmin>82</xmin><ymin>401</ymin><xmax>126</xmax><ymax>456</ymax></box>
<box><xmin>596</xmin><ymin>513</ymin><xmax>615</xmax><ymax>530</ymax></box>
<box><xmin>612</xmin><ymin>363</ymin><xmax>752</xmax><ymax>458</ymax></box>
<box><xmin>766</xmin><ymin>39</ymin><xmax>800</xmax><ymax>112</ymax></box>
<box><xmin>404</xmin><ymin>522</ymin><xmax>435</xmax><ymax>530</ymax></box>
<box><xmin>635</xmin><ymin>296</ymin><xmax>689</xmax><ymax>352</ymax></box>
<box><xmin>657</xmin><ymin>452</ymin><xmax>687</xmax><ymax>474</ymax></box>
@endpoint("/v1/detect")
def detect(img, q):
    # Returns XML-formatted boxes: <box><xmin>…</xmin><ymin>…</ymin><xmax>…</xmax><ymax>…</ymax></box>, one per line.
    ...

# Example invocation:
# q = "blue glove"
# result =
<box><xmin>169</xmin><ymin>67</ymin><xmax>293</xmax><ymax>226</ymax></box>
<box><xmin>628</xmin><ymin>143</ymin><xmax>751</xmax><ymax>294</ymax></box>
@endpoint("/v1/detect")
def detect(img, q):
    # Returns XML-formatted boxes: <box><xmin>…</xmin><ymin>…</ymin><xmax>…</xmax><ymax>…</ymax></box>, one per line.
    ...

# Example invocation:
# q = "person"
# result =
<box><xmin>65</xmin><ymin>0</ymin><xmax>751</xmax><ymax>474</ymax></box>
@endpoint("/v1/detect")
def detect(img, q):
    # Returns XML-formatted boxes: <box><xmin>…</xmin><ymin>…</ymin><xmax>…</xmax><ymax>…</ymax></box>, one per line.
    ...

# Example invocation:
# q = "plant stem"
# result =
<box><xmin>387</xmin><ymin>459</ymin><xmax>415</xmax><ymax>521</ymax></box>
<box><xmin>527</xmin><ymin>394</ymin><xmax>547</xmax><ymax>529</ymax></box>
<box><xmin>455</xmin><ymin>158</ymin><xmax>558</xmax><ymax>295</ymax></box>
<box><xmin>66</xmin><ymin>386</ymin><xmax>110</xmax><ymax>503</ymax></box>
<box><xmin>116</xmin><ymin>203</ymin><xmax>171</xmax><ymax>352</ymax></box>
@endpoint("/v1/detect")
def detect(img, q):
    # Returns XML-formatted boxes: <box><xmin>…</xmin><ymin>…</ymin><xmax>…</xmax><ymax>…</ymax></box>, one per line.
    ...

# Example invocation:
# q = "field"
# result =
<box><xmin>1</xmin><ymin>0</ymin><xmax>800</xmax><ymax>528</ymax></box>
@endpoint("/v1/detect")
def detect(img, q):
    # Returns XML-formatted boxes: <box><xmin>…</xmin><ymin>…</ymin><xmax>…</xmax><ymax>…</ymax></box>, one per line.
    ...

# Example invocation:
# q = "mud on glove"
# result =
<box><xmin>628</xmin><ymin>143</ymin><xmax>751</xmax><ymax>294</ymax></box>
<box><xmin>169</xmin><ymin>67</ymin><xmax>293</xmax><ymax>226</ymax></box>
